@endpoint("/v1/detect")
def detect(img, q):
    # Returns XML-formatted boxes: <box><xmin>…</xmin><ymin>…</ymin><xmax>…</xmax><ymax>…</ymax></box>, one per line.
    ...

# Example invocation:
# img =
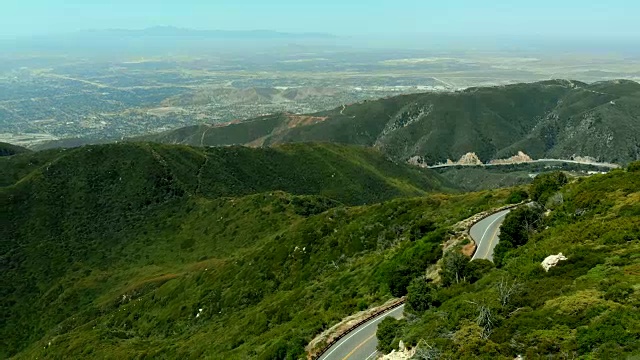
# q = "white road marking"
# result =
<box><xmin>483</xmin><ymin>219</ymin><xmax>502</xmax><ymax>259</ymax></box>
<box><xmin>472</xmin><ymin>213</ymin><xmax>506</xmax><ymax>260</ymax></box>
<box><xmin>365</xmin><ymin>350</ymin><xmax>378</xmax><ymax>360</ymax></box>
<box><xmin>321</xmin><ymin>305</ymin><xmax>404</xmax><ymax>360</ymax></box>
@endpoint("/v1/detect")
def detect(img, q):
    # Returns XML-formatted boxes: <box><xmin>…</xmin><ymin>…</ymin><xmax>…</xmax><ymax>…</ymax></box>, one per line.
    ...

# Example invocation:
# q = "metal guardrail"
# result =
<box><xmin>310</xmin><ymin>298</ymin><xmax>406</xmax><ymax>360</ymax></box>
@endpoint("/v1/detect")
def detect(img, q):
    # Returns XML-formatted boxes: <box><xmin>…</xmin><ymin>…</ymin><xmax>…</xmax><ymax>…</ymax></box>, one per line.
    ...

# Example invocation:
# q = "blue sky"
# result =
<box><xmin>1</xmin><ymin>0</ymin><xmax>638</xmax><ymax>39</ymax></box>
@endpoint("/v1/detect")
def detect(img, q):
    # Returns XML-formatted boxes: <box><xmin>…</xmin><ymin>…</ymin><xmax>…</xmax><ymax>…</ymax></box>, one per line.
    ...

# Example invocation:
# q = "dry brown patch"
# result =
<box><xmin>623</xmin><ymin>263</ymin><xmax>640</xmax><ymax>276</ymax></box>
<box><xmin>246</xmin><ymin>136</ymin><xmax>269</xmax><ymax>147</ymax></box>
<box><xmin>285</xmin><ymin>114</ymin><xmax>329</xmax><ymax>128</ymax></box>
<box><xmin>462</xmin><ymin>242</ymin><xmax>476</xmax><ymax>257</ymax></box>
<box><xmin>213</xmin><ymin>119</ymin><xmax>242</xmax><ymax>128</ymax></box>
<box><xmin>146</xmin><ymin>107</ymin><xmax>186</xmax><ymax>116</ymax></box>
<box><xmin>247</xmin><ymin>114</ymin><xmax>330</xmax><ymax>146</ymax></box>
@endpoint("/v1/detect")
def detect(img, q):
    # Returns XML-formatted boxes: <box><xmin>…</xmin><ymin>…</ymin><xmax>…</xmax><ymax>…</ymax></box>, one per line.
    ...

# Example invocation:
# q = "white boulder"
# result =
<box><xmin>541</xmin><ymin>253</ymin><xmax>568</xmax><ymax>272</ymax></box>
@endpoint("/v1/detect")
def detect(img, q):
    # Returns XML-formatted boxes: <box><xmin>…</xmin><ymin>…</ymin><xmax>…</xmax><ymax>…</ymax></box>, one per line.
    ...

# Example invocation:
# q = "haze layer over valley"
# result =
<box><xmin>1</xmin><ymin>28</ymin><xmax>639</xmax><ymax>148</ymax></box>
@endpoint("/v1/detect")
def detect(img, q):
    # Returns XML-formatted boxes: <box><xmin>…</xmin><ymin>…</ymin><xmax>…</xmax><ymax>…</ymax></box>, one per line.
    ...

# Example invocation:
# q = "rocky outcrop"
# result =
<box><xmin>571</xmin><ymin>155</ymin><xmax>599</xmax><ymax>163</ymax></box>
<box><xmin>489</xmin><ymin>151</ymin><xmax>533</xmax><ymax>165</ymax></box>
<box><xmin>541</xmin><ymin>253</ymin><xmax>568</xmax><ymax>271</ymax></box>
<box><xmin>425</xmin><ymin>152</ymin><xmax>484</xmax><ymax>167</ymax></box>
<box><xmin>433</xmin><ymin>152</ymin><xmax>483</xmax><ymax>167</ymax></box>
<box><xmin>380</xmin><ymin>341</ymin><xmax>415</xmax><ymax>360</ymax></box>
<box><xmin>457</xmin><ymin>152</ymin><xmax>483</xmax><ymax>165</ymax></box>
<box><xmin>407</xmin><ymin>156</ymin><xmax>428</xmax><ymax>168</ymax></box>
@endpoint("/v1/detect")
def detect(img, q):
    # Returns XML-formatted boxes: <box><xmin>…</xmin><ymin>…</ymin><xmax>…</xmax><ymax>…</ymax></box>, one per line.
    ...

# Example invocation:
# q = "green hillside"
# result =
<box><xmin>140</xmin><ymin>114</ymin><xmax>290</xmax><ymax>147</ymax></box>
<box><xmin>3</xmin><ymin>142</ymin><xmax>639</xmax><ymax>359</ymax></box>
<box><xmin>0</xmin><ymin>141</ymin><xmax>30</xmax><ymax>157</ymax></box>
<box><xmin>1</xmin><ymin>142</ymin><xmax>504</xmax><ymax>359</ymax></box>
<box><xmin>145</xmin><ymin>80</ymin><xmax>640</xmax><ymax>165</ymax></box>
<box><xmin>379</xmin><ymin>166</ymin><xmax>640</xmax><ymax>359</ymax></box>
<box><xmin>1</xmin><ymin>142</ymin><xmax>452</xmax><ymax>205</ymax></box>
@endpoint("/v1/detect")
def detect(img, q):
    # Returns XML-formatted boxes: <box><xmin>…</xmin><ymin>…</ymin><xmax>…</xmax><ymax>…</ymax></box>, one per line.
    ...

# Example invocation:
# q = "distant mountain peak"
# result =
<box><xmin>83</xmin><ymin>26</ymin><xmax>336</xmax><ymax>39</ymax></box>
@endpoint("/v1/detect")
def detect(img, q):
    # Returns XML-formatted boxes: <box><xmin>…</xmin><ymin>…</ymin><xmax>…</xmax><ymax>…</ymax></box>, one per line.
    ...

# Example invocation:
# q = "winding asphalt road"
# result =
<box><xmin>317</xmin><ymin>208</ymin><xmax>510</xmax><ymax>360</ymax></box>
<box><xmin>470</xmin><ymin>209</ymin><xmax>511</xmax><ymax>261</ymax></box>
<box><xmin>318</xmin><ymin>305</ymin><xmax>405</xmax><ymax>360</ymax></box>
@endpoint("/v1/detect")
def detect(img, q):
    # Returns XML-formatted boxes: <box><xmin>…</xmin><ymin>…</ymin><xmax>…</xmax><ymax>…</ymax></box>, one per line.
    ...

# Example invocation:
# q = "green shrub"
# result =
<box><xmin>618</xmin><ymin>204</ymin><xmax>640</xmax><ymax>217</ymax></box>
<box><xmin>381</xmin><ymin>231</ymin><xmax>443</xmax><ymax>296</ymax></box>
<box><xmin>546</xmin><ymin>248</ymin><xmax>605</xmax><ymax>279</ymax></box>
<box><xmin>506</xmin><ymin>189</ymin><xmax>529</xmax><ymax>204</ymax></box>
<box><xmin>603</xmin><ymin>283</ymin><xmax>634</xmax><ymax>303</ymax></box>
<box><xmin>406</xmin><ymin>278</ymin><xmax>440</xmax><ymax>314</ymax></box>
<box><xmin>530</xmin><ymin>171</ymin><xmax>567</xmax><ymax>205</ymax></box>
<box><xmin>388</xmin><ymin>267</ymin><xmax>415</xmax><ymax>297</ymax></box>
<box><xmin>259</xmin><ymin>340</ymin><xmax>288</xmax><ymax>360</ymax></box>
<box><xmin>465</xmin><ymin>259</ymin><xmax>495</xmax><ymax>283</ymax></box>
<box><xmin>500</xmin><ymin>204</ymin><xmax>544</xmax><ymax>247</ymax></box>
<box><xmin>440</xmin><ymin>251</ymin><xmax>471</xmax><ymax>287</ymax></box>
<box><xmin>377</xmin><ymin>317</ymin><xmax>404</xmax><ymax>353</ymax></box>
<box><xmin>492</xmin><ymin>240</ymin><xmax>514</xmax><ymax>268</ymax></box>
<box><xmin>627</xmin><ymin>161</ymin><xmax>640</xmax><ymax>172</ymax></box>
<box><xmin>577</xmin><ymin>309</ymin><xmax>638</xmax><ymax>354</ymax></box>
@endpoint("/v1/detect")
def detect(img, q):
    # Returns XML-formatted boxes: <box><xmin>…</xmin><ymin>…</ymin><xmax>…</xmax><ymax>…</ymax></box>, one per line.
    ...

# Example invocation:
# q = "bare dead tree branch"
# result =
<box><xmin>475</xmin><ymin>304</ymin><xmax>494</xmax><ymax>340</ymax></box>
<box><xmin>413</xmin><ymin>339</ymin><xmax>442</xmax><ymax>360</ymax></box>
<box><xmin>496</xmin><ymin>277</ymin><xmax>522</xmax><ymax>308</ymax></box>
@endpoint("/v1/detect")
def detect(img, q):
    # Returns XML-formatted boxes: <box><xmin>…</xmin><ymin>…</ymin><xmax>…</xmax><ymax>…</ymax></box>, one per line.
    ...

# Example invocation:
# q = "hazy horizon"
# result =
<box><xmin>2</xmin><ymin>0</ymin><xmax>639</xmax><ymax>148</ymax></box>
<box><xmin>2</xmin><ymin>0</ymin><xmax>639</xmax><ymax>40</ymax></box>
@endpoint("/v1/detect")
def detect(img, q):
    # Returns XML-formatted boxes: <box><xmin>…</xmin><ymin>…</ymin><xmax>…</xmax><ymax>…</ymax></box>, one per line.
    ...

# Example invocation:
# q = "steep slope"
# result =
<box><xmin>0</xmin><ymin>148</ymin><xmax>65</xmax><ymax>187</ymax></box>
<box><xmin>382</xmin><ymin>166</ymin><xmax>640</xmax><ymax>359</ymax></box>
<box><xmin>143</xmin><ymin>113</ymin><xmax>329</xmax><ymax>147</ymax></box>
<box><xmin>2</xmin><ymin>142</ymin><xmax>452</xmax><ymax>203</ymax></box>
<box><xmin>0</xmin><ymin>141</ymin><xmax>30</xmax><ymax>156</ymax></box>
<box><xmin>1</xmin><ymin>142</ymin><xmax>500</xmax><ymax>359</ymax></box>
<box><xmin>145</xmin><ymin>80</ymin><xmax>640</xmax><ymax>164</ymax></box>
<box><xmin>4</xmin><ymin>142</ymin><xmax>638</xmax><ymax>359</ymax></box>
<box><xmin>501</xmin><ymin>80</ymin><xmax>640</xmax><ymax>162</ymax></box>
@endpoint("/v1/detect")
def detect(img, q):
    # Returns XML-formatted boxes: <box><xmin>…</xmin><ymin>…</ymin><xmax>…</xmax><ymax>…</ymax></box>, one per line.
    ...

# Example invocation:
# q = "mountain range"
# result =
<box><xmin>144</xmin><ymin>79</ymin><xmax>640</xmax><ymax>165</ymax></box>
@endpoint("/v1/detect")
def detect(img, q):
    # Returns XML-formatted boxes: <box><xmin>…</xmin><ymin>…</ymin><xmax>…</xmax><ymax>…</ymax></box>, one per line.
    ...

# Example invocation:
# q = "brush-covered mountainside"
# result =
<box><xmin>145</xmin><ymin>80</ymin><xmax>640</xmax><ymax>164</ymax></box>
<box><xmin>380</xmin><ymin>165</ymin><xmax>640</xmax><ymax>359</ymax></box>
<box><xmin>2</xmin><ymin>141</ymin><xmax>513</xmax><ymax>359</ymax></box>
<box><xmin>0</xmin><ymin>142</ymin><xmax>30</xmax><ymax>157</ymax></box>
<box><xmin>3</xmin><ymin>142</ymin><xmax>639</xmax><ymax>359</ymax></box>
<box><xmin>0</xmin><ymin>142</ymin><xmax>451</xmax><ymax>204</ymax></box>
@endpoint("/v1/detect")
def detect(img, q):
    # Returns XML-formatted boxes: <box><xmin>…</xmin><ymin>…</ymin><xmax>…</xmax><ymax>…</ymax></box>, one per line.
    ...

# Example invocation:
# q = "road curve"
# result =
<box><xmin>318</xmin><ymin>209</ymin><xmax>510</xmax><ymax>359</ymax></box>
<box><xmin>470</xmin><ymin>209</ymin><xmax>511</xmax><ymax>261</ymax></box>
<box><xmin>428</xmin><ymin>158</ymin><xmax>619</xmax><ymax>169</ymax></box>
<box><xmin>318</xmin><ymin>304</ymin><xmax>405</xmax><ymax>360</ymax></box>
